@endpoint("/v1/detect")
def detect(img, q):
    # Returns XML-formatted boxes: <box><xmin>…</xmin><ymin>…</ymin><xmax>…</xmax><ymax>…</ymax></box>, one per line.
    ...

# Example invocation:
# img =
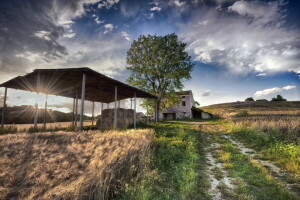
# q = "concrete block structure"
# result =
<box><xmin>161</xmin><ymin>90</ymin><xmax>195</xmax><ymax>120</ymax></box>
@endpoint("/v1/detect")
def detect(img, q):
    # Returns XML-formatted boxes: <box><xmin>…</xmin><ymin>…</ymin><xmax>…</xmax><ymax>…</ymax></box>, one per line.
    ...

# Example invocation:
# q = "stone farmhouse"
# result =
<box><xmin>161</xmin><ymin>90</ymin><xmax>195</xmax><ymax>120</ymax></box>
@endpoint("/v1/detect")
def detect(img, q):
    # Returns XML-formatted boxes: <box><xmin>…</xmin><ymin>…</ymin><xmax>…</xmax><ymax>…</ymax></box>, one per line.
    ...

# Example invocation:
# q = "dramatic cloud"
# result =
<box><xmin>228</xmin><ymin>0</ymin><xmax>283</xmax><ymax>24</ymax></box>
<box><xmin>0</xmin><ymin>0</ymin><xmax>105</xmax><ymax>80</ymax></box>
<box><xmin>181</xmin><ymin>0</ymin><xmax>300</xmax><ymax>75</ymax></box>
<box><xmin>255</xmin><ymin>85</ymin><xmax>297</xmax><ymax>96</ymax></box>
<box><xmin>201</xmin><ymin>90</ymin><xmax>211</xmax><ymax>97</ymax></box>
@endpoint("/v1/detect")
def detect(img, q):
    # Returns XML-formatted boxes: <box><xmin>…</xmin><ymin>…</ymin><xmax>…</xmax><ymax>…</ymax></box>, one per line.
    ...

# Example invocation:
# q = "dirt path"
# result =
<box><xmin>196</xmin><ymin>122</ymin><xmax>299</xmax><ymax>200</ymax></box>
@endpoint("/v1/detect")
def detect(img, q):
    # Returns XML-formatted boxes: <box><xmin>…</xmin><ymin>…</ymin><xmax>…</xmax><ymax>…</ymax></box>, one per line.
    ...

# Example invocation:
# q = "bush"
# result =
<box><xmin>245</xmin><ymin>97</ymin><xmax>254</xmax><ymax>101</ymax></box>
<box><xmin>236</xmin><ymin>111</ymin><xmax>249</xmax><ymax>117</ymax></box>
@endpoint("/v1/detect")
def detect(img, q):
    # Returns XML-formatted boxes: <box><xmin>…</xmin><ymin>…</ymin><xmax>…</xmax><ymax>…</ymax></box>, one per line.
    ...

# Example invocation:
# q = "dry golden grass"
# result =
<box><xmin>3</xmin><ymin>121</ymin><xmax>93</xmax><ymax>131</ymax></box>
<box><xmin>231</xmin><ymin>115</ymin><xmax>300</xmax><ymax>143</ymax></box>
<box><xmin>0</xmin><ymin>129</ymin><xmax>154</xmax><ymax>200</ymax></box>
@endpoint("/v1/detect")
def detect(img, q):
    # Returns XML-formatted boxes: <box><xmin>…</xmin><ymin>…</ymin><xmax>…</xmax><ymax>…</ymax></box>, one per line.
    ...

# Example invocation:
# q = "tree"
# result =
<box><xmin>271</xmin><ymin>94</ymin><xmax>287</xmax><ymax>101</ymax></box>
<box><xmin>126</xmin><ymin>34</ymin><xmax>194</xmax><ymax>118</ymax></box>
<box><xmin>245</xmin><ymin>97</ymin><xmax>254</xmax><ymax>101</ymax></box>
<box><xmin>194</xmin><ymin>101</ymin><xmax>200</xmax><ymax>107</ymax></box>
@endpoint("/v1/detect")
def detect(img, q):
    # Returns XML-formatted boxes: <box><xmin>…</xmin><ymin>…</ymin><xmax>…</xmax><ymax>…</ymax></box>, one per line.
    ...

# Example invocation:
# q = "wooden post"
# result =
<box><xmin>130</xmin><ymin>98</ymin><xmax>133</xmax><ymax>109</ymax></box>
<box><xmin>101</xmin><ymin>102</ymin><xmax>103</xmax><ymax>127</ymax></box>
<box><xmin>72</xmin><ymin>97</ymin><xmax>75</xmax><ymax>127</ymax></box>
<box><xmin>134</xmin><ymin>92</ymin><xmax>136</xmax><ymax>129</ymax></box>
<box><xmin>114</xmin><ymin>86</ymin><xmax>117</xmax><ymax>129</ymax></box>
<box><xmin>118</xmin><ymin>100</ymin><xmax>121</xmax><ymax>108</ymax></box>
<box><xmin>80</xmin><ymin>73</ymin><xmax>86</xmax><ymax>131</ymax></box>
<box><xmin>92</xmin><ymin>101</ymin><xmax>95</xmax><ymax>126</ymax></box>
<box><xmin>44</xmin><ymin>94</ymin><xmax>48</xmax><ymax>129</ymax></box>
<box><xmin>34</xmin><ymin>103</ymin><xmax>38</xmax><ymax>129</ymax></box>
<box><xmin>146</xmin><ymin>102</ymin><xmax>149</xmax><ymax>125</ymax></box>
<box><xmin>75</xmin><ymin>91</ymin><xmax>78</xmax><ymax>129</ymax></box>
<box><xmin>1</xmin><ymin>87</ymin><xmax>7</xmax><ymax>128</ymax></box>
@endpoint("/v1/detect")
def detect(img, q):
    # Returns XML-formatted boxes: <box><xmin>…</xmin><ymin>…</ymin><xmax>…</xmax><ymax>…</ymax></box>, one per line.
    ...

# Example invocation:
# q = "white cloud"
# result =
<box><xmin>103</xmin><ymin>24</ymin><xmax>115</xmax><ymax>34</ymax></box>
<box><xmin>180</xmin><ymin>2</ymin><xmax>300</xmax><ymax>75</ymax></box>
<box><xmin>255</xmin><ymin>85</ymin><xmax>297</xmax><ymax>97</ymax></box>
<box><xmin>33</xmin><ymin>31</ymin><xmax>51</xmax><ymax>41</ymax></box>
<box><xmin>98</xmin><ymin>0</ymin><xmax>119</xmax><ymax>9</ymax></box>
<box><xmin>228</xmin><ymin>0</ymin><xmax>283</xmax><ymax>24</ymax></box>
<box><xmin>146</xmin><ymin>13</ymin><xmax>154</xmax><ymax>19</ymax></box>
<box><xmin>198</xmin><ymin>20</ymin><xmax>208</xmax><ymax>25</ymax></box>
<box><xmin>172</xmin><ymin>0</ymin><xmax>186</xmax><ymax>7</ymax></box>
<box><xmin>201</xmin><ymin>90</ymin><xmax>211</xmax><ymax>97</ymax></box>
<box><xmin>256</xmin><ymin>73</ymin><xmax>266</xmax><ymax>77</ymax></box>
<box><xmin>282</xmin><ymin>85</ymin><xmax>296</xmax><ymax>90</ymax></box>
<box><xmin>121</xmin><ymin>31</ymin><xmax>131</xmax><ymax>41</ymax></box>
<box><xmin>150</xmin><ymin>6</ymin><xmax>161</xmax><ymax>11</ymax></box>
<box><xmin>95</xmin><ymin>17</ymin><xmax>104</xmax><ymax>24</ymax></box>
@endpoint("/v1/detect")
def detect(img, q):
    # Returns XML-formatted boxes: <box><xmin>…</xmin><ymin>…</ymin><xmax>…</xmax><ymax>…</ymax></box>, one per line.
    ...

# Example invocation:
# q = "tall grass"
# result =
<box><xmin>0</xmin><ymin>129</ymin><xmax>154</xmax><ymax>200</ymax></box>
<box><xmin>231</xmin><ymin>115</ymin><xmax>299</xmax><ymax>144</ymax></box>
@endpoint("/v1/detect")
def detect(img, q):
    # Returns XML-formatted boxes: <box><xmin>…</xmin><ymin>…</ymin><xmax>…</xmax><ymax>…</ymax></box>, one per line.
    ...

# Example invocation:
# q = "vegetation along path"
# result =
<box><xmin>119</xmin><ymin>120</ymin><xmax>299</xmax><ymax>200</ymax></box>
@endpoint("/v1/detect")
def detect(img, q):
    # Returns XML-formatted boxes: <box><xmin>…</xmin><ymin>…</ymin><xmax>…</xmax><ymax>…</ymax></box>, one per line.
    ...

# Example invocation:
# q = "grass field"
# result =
<box><xmin>0</xmin><ymin>101</ymin><xmax>299</xmax><ymax>199</ymax></box>
<box><xmin>0</xmin><ymin>129</ymin><xmax>153</xmax><ymax>200</ymax></box>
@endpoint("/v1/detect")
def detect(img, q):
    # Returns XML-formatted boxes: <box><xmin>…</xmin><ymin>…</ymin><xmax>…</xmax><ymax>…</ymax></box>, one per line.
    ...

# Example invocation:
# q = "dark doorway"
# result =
<box><xmin>163</xmin><ymin>113</ymin><xmax>176</xmax><ymax>120</ymax></box>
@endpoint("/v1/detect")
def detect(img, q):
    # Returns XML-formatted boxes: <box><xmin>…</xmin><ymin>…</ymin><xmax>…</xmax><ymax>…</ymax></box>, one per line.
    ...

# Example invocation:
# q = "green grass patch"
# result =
<box><xmin>118</xmin><ymin>121</ymin><xmax>211</xmax><ymax>200</ymax></box>
<box><xmin>216</xmin><ymin>134</ymin><xmax>297</xmax><ymax>200</ymax></box>
<box><xmin>226</xmin><ymin>123</ymin><xmax>300</xmax><ymax>180</ymax></box>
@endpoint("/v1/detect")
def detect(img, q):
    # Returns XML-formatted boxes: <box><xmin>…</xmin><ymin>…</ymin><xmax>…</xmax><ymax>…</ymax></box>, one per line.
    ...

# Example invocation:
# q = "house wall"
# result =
<box><xmin>161</xmin><ymin>91</ymin><xmax>195</xmax><ymax>119</ymax></box>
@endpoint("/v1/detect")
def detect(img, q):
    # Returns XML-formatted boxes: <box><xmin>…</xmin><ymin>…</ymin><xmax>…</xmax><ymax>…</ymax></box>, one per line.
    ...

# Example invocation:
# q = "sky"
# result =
<box><xmin>0</xmin><ymin>0</ymin><xmax>299</xmax><ymax>115</ymax></box>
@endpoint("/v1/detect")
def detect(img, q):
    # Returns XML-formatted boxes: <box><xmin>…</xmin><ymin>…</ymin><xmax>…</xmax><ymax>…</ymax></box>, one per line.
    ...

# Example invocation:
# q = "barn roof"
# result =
<box><xmin>0</xmin><ymin>68</ymin><xmax>157</xmax><ymax>103</ymax></box>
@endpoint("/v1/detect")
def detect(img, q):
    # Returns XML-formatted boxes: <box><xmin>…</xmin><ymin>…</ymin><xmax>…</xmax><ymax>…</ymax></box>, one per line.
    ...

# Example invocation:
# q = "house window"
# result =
<box><xmin>182</xmin><ymin>96</ymin><xmax>185</xmax><ymax>98</ymax></box>
<box><xmin>182</xmin><ymin>101</ymin><xmax>186</xmax><ymax>106</ymax></box>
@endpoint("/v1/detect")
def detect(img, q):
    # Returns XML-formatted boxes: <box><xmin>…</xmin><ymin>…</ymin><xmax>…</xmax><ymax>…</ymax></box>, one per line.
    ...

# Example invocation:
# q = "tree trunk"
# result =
<box><xmin>156</xmin><ymin>99</ymin><xmax>161</xmax><ymax>122</ymax></box>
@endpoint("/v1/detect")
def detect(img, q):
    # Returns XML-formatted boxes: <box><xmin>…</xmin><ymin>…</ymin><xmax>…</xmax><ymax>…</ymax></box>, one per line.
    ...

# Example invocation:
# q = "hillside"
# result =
<box><xmin>200</xmin><ymin>101</ymin><xmax>300</xmax><ymax>117</ymax></box>
<box><xmin>0</xmin><ymin>105</ymin><xmax>91</xmax><ymax>124</ymax></box>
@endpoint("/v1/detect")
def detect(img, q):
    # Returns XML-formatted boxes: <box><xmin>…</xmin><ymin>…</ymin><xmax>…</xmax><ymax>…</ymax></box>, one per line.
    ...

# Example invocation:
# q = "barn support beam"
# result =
<box><xmin>72</xmin><ymin>97</ymin><xmax>75</xmax><ymax>127</ymax></box>
<box><xmin>92</xmin><ymin>101</ymin><xmax>95</xmax><ymax>126</ymax></box>
<box><xmin>101</xmin><ymin>102</ymin><xmax>103</xmax><ymax>127</ymax></box>
<box><xmin>134</xmin><ymin>92</ymin><xmax>136</xmax><ymax>129</ymax></box>
<box><xmin>80</xmin><ymin>73</ymin><xmax>86</xmax><ymax>131</ymax></box>
<box><xmin>114</xmin><ymin>86</ymin><xmax>117</xmax><ymax>129</ymax></box>
<box><xmin>34</xmin><ymin>103</ymin><xmax>38</xmax><ymax>129</ymax></box>
<box><xmin>1</xmin><ymin>87</ymin><xmax>7</xmax><ymax>128</ymax></box>
<box><xmin>75</xmin><ymin>91</ymin><xmax>78</xmax><ymax>129</ymax></box>
<box><xmin>146</xmin><ymin>101</ymin><xmax>149</xmax><ymax>125</ymax></box>
<box><xmin>44</xmin><ymin>94</ymin><xmax>48</xmax><ymax>129</ymax></box>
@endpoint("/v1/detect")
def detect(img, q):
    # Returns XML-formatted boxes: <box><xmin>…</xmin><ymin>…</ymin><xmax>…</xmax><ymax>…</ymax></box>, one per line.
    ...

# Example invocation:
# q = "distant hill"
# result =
<box><xmin>200</xmin><ymin>101</ymin><xmax>300</xmax><ymax>117</ymax></box>
<box><xmin>0</xmin><ymin>105</ymin><xmax>91</xmax><ymax>124</ymax></box>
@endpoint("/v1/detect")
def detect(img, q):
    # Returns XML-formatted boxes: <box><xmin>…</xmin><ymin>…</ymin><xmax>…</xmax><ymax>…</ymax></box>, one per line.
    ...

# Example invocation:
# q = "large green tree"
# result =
<box><xmin>126</xmin><ymin>33</ymin><xmax>194</xmax><ymax>117</ymax></box>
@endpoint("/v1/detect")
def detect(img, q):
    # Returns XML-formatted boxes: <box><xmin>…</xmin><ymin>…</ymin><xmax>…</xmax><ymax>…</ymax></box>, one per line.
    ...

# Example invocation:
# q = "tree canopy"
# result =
<box><xmin>126</xmin><ymin>33</ymin><xmax>194</xmax><ymax>114</ymax></box>
<box><xmin>245</xmin><ymin>97</ymin><xmax>254</xmax><ymax>101</ymax></box>
<box><xmin>271</xmin><ymin>94</ymin><xmax>287</xmax><ymax>101</ymax></box>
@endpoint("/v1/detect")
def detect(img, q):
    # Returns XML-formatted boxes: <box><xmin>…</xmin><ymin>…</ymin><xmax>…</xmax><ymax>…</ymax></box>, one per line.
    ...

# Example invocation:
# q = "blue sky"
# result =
<box><xmin>0</xmin><ymin>0</ymin><xmax>299</xmax><ymax>114</ymax></box>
